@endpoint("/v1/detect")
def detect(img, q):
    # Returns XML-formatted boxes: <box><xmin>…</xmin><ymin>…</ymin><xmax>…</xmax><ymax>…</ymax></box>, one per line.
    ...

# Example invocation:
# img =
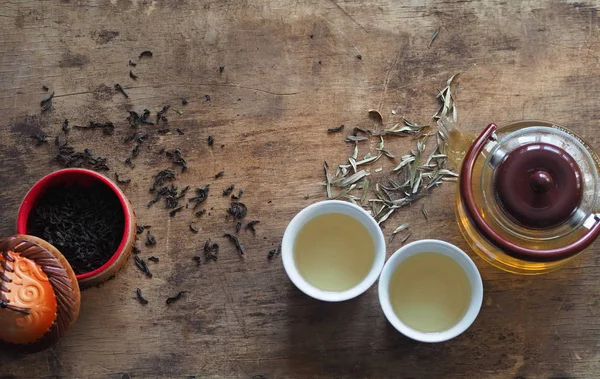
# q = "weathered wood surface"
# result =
<box><xmin>1</xmin><ymin>0</ymin><xmax>600</xmax><ymax>378</ymax></box>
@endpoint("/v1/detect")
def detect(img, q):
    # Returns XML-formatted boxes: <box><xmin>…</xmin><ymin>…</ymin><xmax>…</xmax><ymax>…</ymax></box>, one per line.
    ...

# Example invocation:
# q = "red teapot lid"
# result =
<box><xmin>494</xmin><ymin>142</ymin><xmax>583</xmax><ymax>229</ymax></box>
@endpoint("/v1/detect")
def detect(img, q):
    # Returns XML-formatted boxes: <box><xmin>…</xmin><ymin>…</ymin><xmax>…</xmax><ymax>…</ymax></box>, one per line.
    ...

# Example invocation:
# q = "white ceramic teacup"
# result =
<box><xmin>378</xmin><ymin>239</ymin><xmax>483</xmax><ymax>342</ymax></box>
<box><xmin>282</xmin><ymin>200</ymin><xmax>386</xmax><ymax>302</ymax></box>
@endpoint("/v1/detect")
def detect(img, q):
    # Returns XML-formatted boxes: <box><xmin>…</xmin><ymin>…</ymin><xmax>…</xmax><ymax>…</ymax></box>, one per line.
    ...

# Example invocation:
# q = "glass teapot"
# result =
<box><xmin>453</xmin><ymin>120</ymin><xmax>600</xmax><ymax>274</ymax></box>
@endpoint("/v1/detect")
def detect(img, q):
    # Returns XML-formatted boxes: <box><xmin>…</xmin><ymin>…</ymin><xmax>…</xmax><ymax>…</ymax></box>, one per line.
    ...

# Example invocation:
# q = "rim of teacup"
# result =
<box><xmin>282</xmin><ymin>200</ymin><xmax>386</xmax><ymax>302</ymax></box>
<box><xmin>378</xmin><ymin>239</ymin><xmax>483</xmax><ymax>342</ymax></box>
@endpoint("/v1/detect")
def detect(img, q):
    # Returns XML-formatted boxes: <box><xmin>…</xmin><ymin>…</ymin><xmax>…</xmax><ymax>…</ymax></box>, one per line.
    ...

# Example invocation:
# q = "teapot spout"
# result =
<box><xmin>438</xmin><ymin>118</ymin><xmax>476</xmax><ymax>170</ymax></box>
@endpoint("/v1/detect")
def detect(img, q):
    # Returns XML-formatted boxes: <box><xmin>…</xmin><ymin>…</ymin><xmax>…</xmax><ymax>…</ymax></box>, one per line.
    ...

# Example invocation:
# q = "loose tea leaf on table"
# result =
<box><xmin>169</xmin><ymin>206</ymin><xmax>184</xmax><ymax>217</ymax></box>
<box><xmin>245</xmin><ymin>220</ymin><xmax>260</xmax><ymax>234</ymax></box>
<box><xmin>231</xmin><ymin>189</ymin><xmax>243</xmax><ymax>200</ymax></box>
<box><xmin>327</xmin><ymin>125</ymin><xmax>344</xmax><ymax>133</ymax></box>
<box><xmin>267</xmin><ymin>243</ymin><xmax>281</xmax><ymax>259</ymax></box>
<box><xmin>222</xmin><ymin>184</ymin><xmax>234</xmax><ymax>196</ymax></box>
<box><xmin>227</xmin><ymin>202</ymin><xmax>247</xmax><ymax>220</ymax></box>
<box><xmin>166</xmin><ymin>291</ymin><xmax>187</xmax><ymax>305</ymax></box>
<box><xmin>31</xmin><ymin>133</ymin><xmax>48</xmax><ymax>146</ymax></box>
<box><xmin>134</xmin><ymin>256</ymin><xmax>153</xmax><ymax>278</ymax></box>
<box><xmin>136</xmin><ymin>288</ymin><xmax>148</xmax><ymax>305</ymax></box>
<box><xmin>139</xmin><ymin>50</ymin><xmax>153</xmax><ymax>59</ymax></box>
<box><xmin>189</xmin><ymin>185</ymin><xmax>209</xmax><ymax>209</ymax></box>
<box><xmin>145</xmin><ymin>231</ymin><xmax>157</xmax><ymax>246</ymax></box>
<box><xmin>150</xmin><ymin>169</ymin><xmax>176</xmax><ymax>191</ymax></box>
<box><xmin>204</xmin><ymin>239</ymin><xmax>219</xmax><ymax>261</ymax></box>
<box><xmin>114</xmin><ymin>84</ymin><xmax>128</xmax><ymax>98</ymax></box>
<box><xmin>115</xmin><ymin>172</ymin><xmax>131</xmax><ymax>184</ymax></box>
<box><xmin>224</xmin><ymin>233</ymin><xmax>245</xmax><ymax>255</ymax></box>
<box><xmin>40</xmin><ymin>91</ymin><xmax>54</xmax><ymax>112</ymax></box>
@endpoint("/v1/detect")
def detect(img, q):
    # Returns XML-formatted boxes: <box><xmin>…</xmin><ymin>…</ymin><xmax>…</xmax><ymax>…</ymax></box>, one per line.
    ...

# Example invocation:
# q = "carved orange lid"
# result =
<box><xmin>0</xmin><ymin>235</ymin><xmax>80</xmax><ymax>351</ymax></box>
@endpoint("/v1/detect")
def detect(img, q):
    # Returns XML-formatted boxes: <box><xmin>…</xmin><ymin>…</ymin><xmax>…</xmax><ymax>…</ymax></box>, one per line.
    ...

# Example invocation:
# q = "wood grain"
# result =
<box><xmin>1</xmin><ymin>0</ymin><xmax>600</xmax><ymax>378</ymax></box>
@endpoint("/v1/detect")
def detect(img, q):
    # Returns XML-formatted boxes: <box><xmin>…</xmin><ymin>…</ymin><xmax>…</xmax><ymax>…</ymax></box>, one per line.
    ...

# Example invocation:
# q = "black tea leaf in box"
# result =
<box><xmin>27</xmin><ymin>183</ymin><xmax>125</xmax><ymax>275</ymax></box>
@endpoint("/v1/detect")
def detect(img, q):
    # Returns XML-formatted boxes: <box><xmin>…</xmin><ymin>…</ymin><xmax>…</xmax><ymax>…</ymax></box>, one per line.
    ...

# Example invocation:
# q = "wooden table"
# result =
<box><xmin>1</xmin><ymin>1</ymin><xmax>600</xmax><ymax>378</ymax></box>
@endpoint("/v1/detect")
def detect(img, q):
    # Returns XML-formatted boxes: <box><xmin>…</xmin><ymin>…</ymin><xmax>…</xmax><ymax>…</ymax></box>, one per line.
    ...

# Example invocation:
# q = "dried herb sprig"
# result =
<box><xmin>321</xmin><ymin>75</ymin><xmax>460</xmax><ymax>226</ymax></box>
<box><xmin>434</xmin><ymin>73</ymin><xmax>460</xmax><ymax>123</ymax></box>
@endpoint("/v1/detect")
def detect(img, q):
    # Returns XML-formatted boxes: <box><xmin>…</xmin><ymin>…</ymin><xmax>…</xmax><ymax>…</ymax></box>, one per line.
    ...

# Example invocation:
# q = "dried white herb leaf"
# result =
<box><xmin>377</xmin><ymin>207</ymin><xmax>395</xmax><ymax>225</ymax></box>
<box><xmin>352</xmin><ymin>143</ymin><xmax>359</xmax><ymax>160</ymax></box>
<box><xmin>346</xmin><ymin>136</ymin><xmax>369</xmax><ymax>142</ymax></box>
<box><xmin>381</xmin><ymin>149</ymin><xmax>396</xmax><ymax>158</ymax></box>
<box><xmin>368</xmin><ymin>109</ymin><xmax>383</xmax><ymax>124</ymax></box>
<box><xmin>401</xmin><ymin>231</ymin><xmax>412</xmax><ymax>244</ymax></box>
<box><xmin>360</xmin><ymin>178</ymin><xmax>370</xmax><ymax>204</ymax></box>
<box><xmin>429</xmin><ymin>28</ymin><xmax>440</xmax><ymax>48</ymax></box>
<box><xmin>374</xmin><ymin>167</ymin><xmax>383</xmax><ymax>173</ymax></box>
<box><xmin>349</xmin><ymin>157</ymin><xmax>357</xmax><ymax>173</ymax></box>
<box><xmin>422</xmin><ymin>204</ymin><xmax>429</xmax><ymax>221</ymax></box>
<box><xmin>356</xmin><ymin>153</ymin><xmax>381</xmax><ymax>166</ymax></box>
<box><xmin>392</xmin><ymin>223</ymin><xmax>409</xmax><ymax>235</ymax></box>
<box><xmin>438</xmin><ymin>169</ymin><xmax>459</xmax><ymax>177</ymax></box>
<box><xmin>323</xmin><ymin>161</ymin><xmax>332</xmax><ymax>199</ymax></box>
<box><xmin>393</xmin><ymin>155</ymin><xmax>415</xmax><ymax>171</ymax></box>
<box><xmin>412</xmin><ymin>172</ymin><xmax>423</xmax><ymax>194</ymax></box>
<box><xmin>339</xmin><ymin>170</ymin><xmax>369</xmax><ymax>187</ymax></box>
<box><xmin>333</xmin><ymin>184</ymin><xmax>357</xmax><ymax>199</ymax></box>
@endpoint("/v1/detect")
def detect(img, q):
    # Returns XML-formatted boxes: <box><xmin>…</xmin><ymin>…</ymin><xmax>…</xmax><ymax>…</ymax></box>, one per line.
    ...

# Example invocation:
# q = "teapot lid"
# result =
<box><xmin>494</xmin><ymin>142</ymin><xmax>583</xmax><ymax>229</ymax></box>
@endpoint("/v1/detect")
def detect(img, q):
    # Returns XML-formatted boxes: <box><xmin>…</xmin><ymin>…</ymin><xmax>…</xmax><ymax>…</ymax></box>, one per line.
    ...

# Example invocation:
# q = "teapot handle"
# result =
<box><xmin>459</xmin><ymin>123</ymin><xmax>600</xmax><ymax>262</ymax></box>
